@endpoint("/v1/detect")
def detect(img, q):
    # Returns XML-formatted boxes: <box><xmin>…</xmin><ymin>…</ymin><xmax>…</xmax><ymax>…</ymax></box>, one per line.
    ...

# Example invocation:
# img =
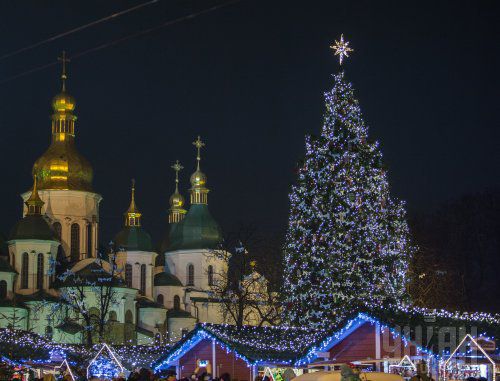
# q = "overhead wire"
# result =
<box><xmin>0</xmin><ymin>0</ymin><xmax>161</xmax><ymax>61</ymax></box>
<box><xmin>0</xmin><ymin>0</ymin><xmax>240</xmax><ymax>86</ymax></box>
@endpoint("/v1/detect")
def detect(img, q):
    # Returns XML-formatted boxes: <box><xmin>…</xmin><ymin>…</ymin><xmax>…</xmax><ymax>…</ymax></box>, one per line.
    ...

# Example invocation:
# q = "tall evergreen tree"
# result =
<box><xmin>283</xmin><ymin>72</ymin><xmax>413</xmax><ymax>330</ymax></box>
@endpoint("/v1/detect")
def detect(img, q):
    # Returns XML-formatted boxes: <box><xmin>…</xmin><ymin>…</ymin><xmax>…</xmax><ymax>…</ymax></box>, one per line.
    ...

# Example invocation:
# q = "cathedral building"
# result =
<box><xmin>0</xmin><ymin>60</ymin><xmax>230</xmax><ymax>345</ymax></box>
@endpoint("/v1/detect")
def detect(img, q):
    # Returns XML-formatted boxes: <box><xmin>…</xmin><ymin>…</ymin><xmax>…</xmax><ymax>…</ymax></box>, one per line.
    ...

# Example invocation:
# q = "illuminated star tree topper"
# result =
<box><xmin>330</xmin><ymin>34</ymin><xmax>353</xmax><ymax>65</ymax></box>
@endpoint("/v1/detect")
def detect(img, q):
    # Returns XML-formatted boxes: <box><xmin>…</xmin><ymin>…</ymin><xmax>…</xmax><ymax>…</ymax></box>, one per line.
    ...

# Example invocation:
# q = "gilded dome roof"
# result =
<box><xmin>190</xmin><ymin>170</ymin><xmax>207</xmax><ymax>188</ymax></box>
<box><xmin>33</xmin><ymin>139</ymin><xmax>93</xmax><ymax>191</ymax></box>
<box><xmin>32</xmin><ymin>86</ymin><xmax>93</xmax><ymax>191</ymax></box>
<box><xmin>52</xmin><ymin>91</ymin><xmax>75</xmax><ymax>112</ymax></box>
<box><xmin>169</xmin><ymin>190</ymin><xmax>185</xmax><ymax>208</ymax></box>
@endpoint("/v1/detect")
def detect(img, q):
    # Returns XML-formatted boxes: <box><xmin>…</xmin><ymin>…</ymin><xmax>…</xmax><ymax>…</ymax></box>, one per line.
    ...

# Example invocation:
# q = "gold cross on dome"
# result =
<box><xmin>171</xmin><ymin>160</ymin><xmax>184</xmax><ymax>174</ymax></box>
<box><xmin>193</xmin><ymin>136</ymin><xmax>205</xmax><ymax>169</ymax></box>
<box><xmin>171</xmin><ymin>160</ymin><xmax>183</xmax><ymax>186</ymax></box>
<box><xmin>57</xmin><ymin>50</ymin><xmax>71</xmax><ymax>90</ymax></box>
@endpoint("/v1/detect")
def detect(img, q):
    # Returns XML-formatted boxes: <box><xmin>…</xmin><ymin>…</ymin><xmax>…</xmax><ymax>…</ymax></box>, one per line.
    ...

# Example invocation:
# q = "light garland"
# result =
<box><xmin>441</xmin><ymin>334</ymin><xmax>496</xmax><ymax>381</ymax></box>
<box><xmin>54</xmin><ymin>359</ymin><xmax>75</xmax><ymax>381</ymax></box>
<box><xmin>153</xmin><ymin>323</ymin><xmax>326</xmax><ymax>371</ymax></box>
<box><xmin>86</xmin><ymin>343</ymin><xmax>125</xmax><ymax>379</ymax></box>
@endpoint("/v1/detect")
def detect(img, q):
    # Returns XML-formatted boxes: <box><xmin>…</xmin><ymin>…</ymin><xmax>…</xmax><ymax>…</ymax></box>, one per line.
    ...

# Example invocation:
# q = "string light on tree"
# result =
<box><xmin>330</xmin><ymin>34</ymin><xmax>353</xmax><ymax>65</ymax></box>
<box><xmin>283</xmin><ymin>46</ymin><xmax>414</xmax><ymax>331</ymax></box>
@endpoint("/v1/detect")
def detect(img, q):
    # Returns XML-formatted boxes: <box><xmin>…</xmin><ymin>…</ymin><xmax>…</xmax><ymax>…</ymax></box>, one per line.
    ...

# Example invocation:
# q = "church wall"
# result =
<box><xmin>165</xmin><ymin>250</ymin><xmax>226</xmax><ymax>291</ymax></box>
<box><xmin>191</xmin><ymin>300</ymin><xmax>224</xmax><ymax>324</ymax></box>
<box><xmin>0</xmin><ymin>272</ymin><xmax>16</xmax><ymax>297</ymax></box>
<box><xmin>8</xmin><ymin>240</ymin><xmax>58</xmax><ymax>294</ymax></box>
<box><xmin>138</xmin><ymin>307</ymin><xmax>167</xmax><ymax>336</ymax></box>
<box><xmin>154</xmin><ymin>285</ymin><xmax>184</xmax><ymax>309</ymax></box>
<box><xmin>167</xmin><ymin>316</ymin><xmax>196</xmax><ymax>342</ymax></box>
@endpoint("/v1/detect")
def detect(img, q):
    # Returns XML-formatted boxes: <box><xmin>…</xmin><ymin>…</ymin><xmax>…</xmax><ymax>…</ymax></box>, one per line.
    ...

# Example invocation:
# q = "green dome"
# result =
<box><xmin>114</xmin><ymin>226</ymin><xmax>153</xmax><ymax>252</ymax></box>
<box><xmin>168</xmin><ymin>204</ymin><xmax>222</xmax><ymax>251</ymax></box>
<box><xmin>154</xmin><ymin>271</ymin><xmax>182</xmax><ymax>287</ymax></box>
<box><xmin>9</xmin><ymin>215</ymin><xmax>58</xmax><ymax>241</ymax></box>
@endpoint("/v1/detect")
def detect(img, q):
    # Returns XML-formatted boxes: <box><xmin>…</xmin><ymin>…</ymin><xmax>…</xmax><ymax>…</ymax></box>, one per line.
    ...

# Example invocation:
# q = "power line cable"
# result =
<box><xmin>0</xmin><ymin>0</ymin><xmax>161</xmax><ymax>61</ymax></box>
<box><xmin>0</xmin><ymin>0</ymin><xmax>240</xmax><ymax>86</ymax></box>
<box><xmin>71</xmin><ymin>0</ymin><xmax>240</xmax><ymax>59</ymax></box>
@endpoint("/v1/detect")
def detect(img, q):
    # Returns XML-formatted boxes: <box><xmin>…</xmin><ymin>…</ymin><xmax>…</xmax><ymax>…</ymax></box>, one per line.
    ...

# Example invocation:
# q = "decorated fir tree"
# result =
<box><xmin>283</xmin><ymin>44</ymin><xmax>413</xmax><ymax>330</ymax></box>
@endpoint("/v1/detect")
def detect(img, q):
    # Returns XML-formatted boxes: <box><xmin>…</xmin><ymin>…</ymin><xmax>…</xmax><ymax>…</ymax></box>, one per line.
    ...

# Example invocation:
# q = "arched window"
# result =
<box><xmin>125</xmin><ymin>264</ymin><xmax>133</xmax><ymax>288</ymax></box>
<box><xmin>70</xmin><ymin>223</ymin><xmax>80</xmax><ymax>262</ymax></box>
<box><xmin>0</xmin><ymin>280</ymin><xmax>7</xmax><ymax>299</ymax></box>
<box><xmin>173</xmin><ymin>295</ymin><xmax>181</xmax><ymax>310</ymax></box>
<box><xmin>36</xmin><ymin>253</ymin><xmax>44</xmax><ymax>290</ymax></box>
<box><xmin>53</xmin><ymin>222</ymin><xmax>62</xmax><ymax>240</ymax></box>
<box><xmin>21</xmin><ymin>252</ymin><xmax>29</xmax><ymax>289</ymax></box>
<box><xmin>86</xmin><ymin>224</ymin><xmax>93</xmax><ymax>258</ymax></box>
<box><xmin>109</xmin><ymin>311</ymin><xmax>117</xmax><ymax>321</ymax></box>
<box><xmin>140</xmin><ymin>264</ymin><xmax>146</xmax><ymax>295</ymax></box>
<box><xmin>125</xmin><ymin>310</ymin><xmax>133</xmax><ymax>324</ymax></box>
<box><xmin>157</xmin><ymin>294</ymin><xmax>164</xmax><ymax>305</ymax></box>
<box><xmin>187</xmin><ymin>264</ymin><xmax>194</xmax><ymax>286</ymax></box>
<box><xmin>208</xmin><ymin>265</ymin><xmax>214</xmax><ymax>286</ymax></box>
<box><xmin>45</xmin><ymin>326</ymin><xmax>53</xmax><ymax>340</ymax></box>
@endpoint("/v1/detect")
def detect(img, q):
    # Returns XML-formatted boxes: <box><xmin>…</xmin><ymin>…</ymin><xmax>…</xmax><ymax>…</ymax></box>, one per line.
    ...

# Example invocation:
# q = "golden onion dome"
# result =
<box><xmin>33</xmin><ymin>140</ymin><xmax>93</xmax><ymax>191</ymax></box>
<box><xmin>169</xmin><ymin>190</ymin><xmax>185</xmax><ymax>209</ymax></box>
<box><xmin>52</xmin><ymin>91</ymin><xmax>76</xmax><ymax>112</ymax></box>
<box><xmin>32</xmin><ymin>77</ymin><xmax>93</xmax><ymax>191</ymax></box>
<box><xmin>190</xmin><ymin>169</ymin><xmax>207</xmax><ymax>189</ymax></box>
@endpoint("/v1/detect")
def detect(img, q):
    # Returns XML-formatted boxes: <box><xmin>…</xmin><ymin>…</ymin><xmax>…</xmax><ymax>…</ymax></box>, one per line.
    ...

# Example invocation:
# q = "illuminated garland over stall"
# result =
<box><xmin>0</xmin><ymin>328</ymin><xmax>168</xmax><ymax>369</ymax></box>
<box><xmin>87</xmin><ymin>343</ymin><xmax>125</xmax><ymax>379</ymax></box>
<box><xmin>153</xmin><ymin>323</ymin><xmax>326</xmax><ymax>371</ymax></box>
<box><xmin>155</xmin><ymin>313</ymin><xmax>500</xmax><ymax>371</ymax></box>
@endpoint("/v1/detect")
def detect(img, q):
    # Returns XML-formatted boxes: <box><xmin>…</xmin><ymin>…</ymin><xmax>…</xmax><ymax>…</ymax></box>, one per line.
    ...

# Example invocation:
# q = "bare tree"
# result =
<box><xmin>207</xmin><ymin>224</ymin><xmax>282</xmax><ymax>327</ymax></box>
<box><xmin>57</xmin><ymin>246</ymin><xmax>122</xmax><ymax>344</ymax></box>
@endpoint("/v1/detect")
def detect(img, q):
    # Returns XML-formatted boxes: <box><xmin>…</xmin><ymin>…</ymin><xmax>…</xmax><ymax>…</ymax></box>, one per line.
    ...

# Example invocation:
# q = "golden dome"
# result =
<box><xmin>52</xmin><ymin>91</ymin><xmax>76</xmax><ymax>112</ymax></box>
<box><xmin>169</xmin><ymin>190</ymin><xmax>185</xmax><ymax>208</ymax></box>
<box><xmin>190</xmin><ymin>169</ymin><xmax>207</xmax><ymax>189</ymax></box>
<box><xmin>33</xmin><ymin>140</ymin><xmax>93</xmax><ymax>191</ymax></box>
<box><xmin>32</xmin><ymin>59</ymin><xmax>93</xmax><ymax>192</ymax></box>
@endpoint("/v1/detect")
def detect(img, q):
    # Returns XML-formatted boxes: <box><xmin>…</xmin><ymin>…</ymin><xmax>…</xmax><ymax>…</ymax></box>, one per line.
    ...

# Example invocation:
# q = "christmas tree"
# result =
<box><xmin>283</xmin><ymin>64</ymin><xmax>413</xmax><ymax>330</ymax></box>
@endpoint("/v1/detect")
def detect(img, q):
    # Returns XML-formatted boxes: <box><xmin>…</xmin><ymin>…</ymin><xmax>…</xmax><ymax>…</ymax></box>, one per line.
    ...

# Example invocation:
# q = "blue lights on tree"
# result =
<box><xmin>283</xmin><ymin>71</ymin><xmax>414</xmax><ymax>330</ymax></box>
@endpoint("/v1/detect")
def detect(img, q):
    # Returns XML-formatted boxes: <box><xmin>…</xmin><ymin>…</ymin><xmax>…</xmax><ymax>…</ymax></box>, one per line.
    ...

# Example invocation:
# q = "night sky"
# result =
<box><xmin>0</xmin><ymin>1</ymin><xmax>498</xmax><ymax>246</ymax></box>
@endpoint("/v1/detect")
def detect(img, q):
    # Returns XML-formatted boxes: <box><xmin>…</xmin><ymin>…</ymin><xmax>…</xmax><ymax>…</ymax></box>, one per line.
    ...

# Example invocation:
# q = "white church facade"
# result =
<box><xmin>0</xmin><ymin>63</ymin><xmax>233</xmax><ymax>345</ymax></box>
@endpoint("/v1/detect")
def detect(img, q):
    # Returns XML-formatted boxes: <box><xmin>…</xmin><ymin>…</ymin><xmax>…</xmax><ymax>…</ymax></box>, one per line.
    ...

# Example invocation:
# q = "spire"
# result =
<box><xmin>169</xmin><ymin>161</ymin><xmax>187</xmax><ymax>224</ymax></box>
<box><xmin>193</xmin><ymin>136</ymin><xmax>205</xmax><ymax>171</ymax></box>
<box><xmin>58</xmin><ymin>50</ymin><xmax>70</xmax><ymax>92</ymax></box>
<box><xmin>52</xmin><ymin>51</ymin><xmax>76</xmax><ymax>137</ymax></box>
<box><xmin>25</xmin><ymin>175</ymin><xmax>44</xmax><ymax>215</ymax></box>
<box><xmin>124</xmin><ymin>179</ymin><xmax>142</xmax><ymax>227</ymax></box>
<box><xmin>32</xmin><ymin>51</ymin><xmax>93</xmax><ymax>192</ymax></box>
<box><xmin>190</xmin><ymin>136</ymin><xmax>209</xmax><ymax>205</ymax></box>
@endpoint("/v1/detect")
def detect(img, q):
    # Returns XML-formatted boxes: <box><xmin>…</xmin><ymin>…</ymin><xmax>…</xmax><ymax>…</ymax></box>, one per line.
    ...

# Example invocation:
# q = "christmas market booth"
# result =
<box><xmin>152</xmin><ymin>323</ymin><xmax>325</xmax><ymax>381</ymax></box>
<box><xmin>440</xmin><ymin>334</ymin><xmax>500</xmax><ymax>381</ymax></box>
<box><xmin>295</xmin><ymin>313</ymin><xmax>435</xmax><ymax>379</ymax></box>
<box><xmin>294</xmin><ymin>305</ymin><xmax>500</xmax><ymax>381</ymax></box>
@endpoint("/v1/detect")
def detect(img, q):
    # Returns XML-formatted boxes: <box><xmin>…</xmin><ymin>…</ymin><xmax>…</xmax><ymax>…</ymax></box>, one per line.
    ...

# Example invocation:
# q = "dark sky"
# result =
<box><xmin>0</xmin><ymin>0</ymin><xmax>498</xmax><ymax>246</ymax></box>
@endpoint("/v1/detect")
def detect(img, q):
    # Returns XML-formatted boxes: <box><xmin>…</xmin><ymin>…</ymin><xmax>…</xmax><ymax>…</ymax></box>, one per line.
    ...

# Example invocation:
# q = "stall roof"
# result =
<box><xmin>152</xmin><ymin>322</ymin><xmax>325</xmax><ymax>370</ymax></box>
